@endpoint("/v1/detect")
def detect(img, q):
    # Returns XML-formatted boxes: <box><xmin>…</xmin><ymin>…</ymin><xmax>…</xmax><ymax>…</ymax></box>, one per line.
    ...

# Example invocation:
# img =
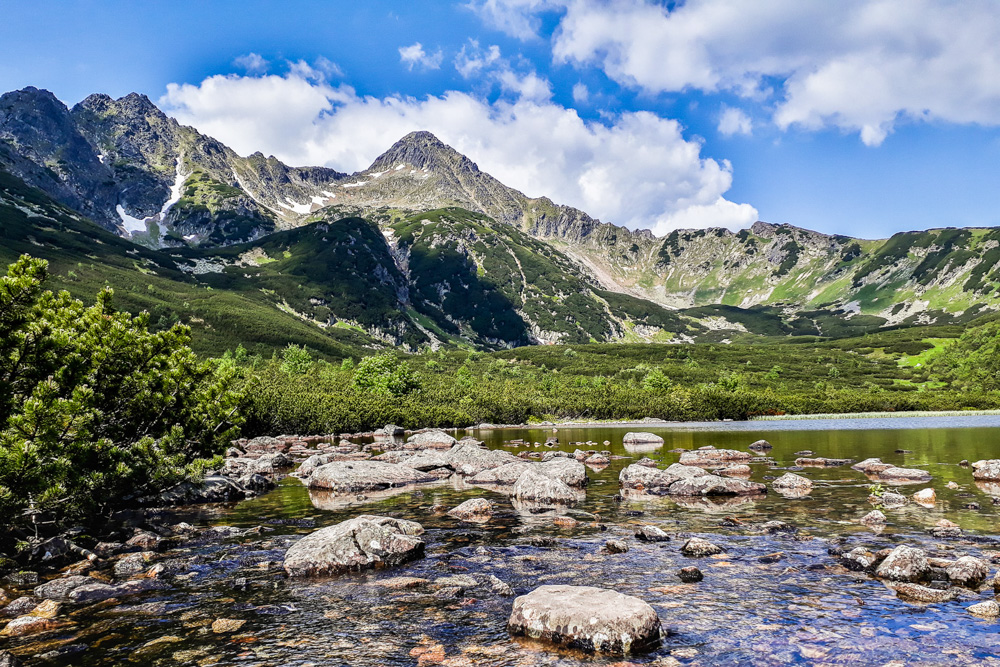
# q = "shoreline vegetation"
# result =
<box><xmin>3</xmin><ymin>251</ymin><xmax>1000</xmax><ymax>558</ymax></box>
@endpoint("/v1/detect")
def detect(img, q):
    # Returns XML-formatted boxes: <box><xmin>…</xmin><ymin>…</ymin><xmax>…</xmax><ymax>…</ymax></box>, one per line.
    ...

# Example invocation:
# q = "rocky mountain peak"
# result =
<box><xmin>369</xmin><ymin>130</ymin><xmax>476</xmax><ymax>175</ymax></box>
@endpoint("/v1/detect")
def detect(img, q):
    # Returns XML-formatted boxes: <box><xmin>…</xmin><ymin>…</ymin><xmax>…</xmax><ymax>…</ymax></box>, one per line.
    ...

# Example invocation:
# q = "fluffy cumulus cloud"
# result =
<box><xmin>717</xmin><ymin>106</ymin><xmax>752</xmax><ymax>137</ymax></box>
<box><xmin>482</xmin><ymin>0</ymin><xmax>1000</xmax><ymax>146</ymax></box>
<box><xmin>160</xmin><ymin>70</ymin><xmax>756</xmax><ymax>234</ymax></box>
<box><xmin>398</xmin><ymin>43</ymin><xmax>444</xmax><ymax>70</ymax></box>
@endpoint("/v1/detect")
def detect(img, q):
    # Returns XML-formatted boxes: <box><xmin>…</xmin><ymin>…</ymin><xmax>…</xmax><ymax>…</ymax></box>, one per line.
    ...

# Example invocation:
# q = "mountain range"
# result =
<box><xmin>1</xmin><ymin>86</ymin><xmax>997</xmax><ymax>354</ymax></box>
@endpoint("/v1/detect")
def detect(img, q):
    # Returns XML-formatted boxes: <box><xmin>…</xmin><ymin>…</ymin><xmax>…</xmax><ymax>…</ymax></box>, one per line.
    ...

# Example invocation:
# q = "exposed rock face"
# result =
<box><xmin>283</xmin><ymin>516</ymin><xmax>425</xmax><ymax>577</ymax></box>
<box><xmin>876</xmin><ymin>546</ymin><xmax>930</xmax><ymax>582</ymax></box>
<box><xmin>972</xmin><ymin>460</ymin><xmax>1000</xmax><ymax>481</ymax></box>
<box><xmin>946</xmin><ymin>556</ymin><xmax>989</xmax><ymax>588</ymax></box>
<box><xmin>681</xmin><ymin>537</ymin><xmax>724</xmax><ymax>557</ymax></box>
<box><xmin>447</xmin><ymin>498</ymin><xmax>495</xmax><ymax>523</ymax></box>
<box><xmin>678</xmin><ymin>448</ymin><xmax>752</xmax><ymax>467</ymax></box>
<box><xmin>507</xmin><ymin>585</ymin><xmax>661</xmax><ymax>655</ymax></box>
<box><xmin>307</xmin><ymin>461</ymin><xmax>433</xmax><ymax>492</ymax></box>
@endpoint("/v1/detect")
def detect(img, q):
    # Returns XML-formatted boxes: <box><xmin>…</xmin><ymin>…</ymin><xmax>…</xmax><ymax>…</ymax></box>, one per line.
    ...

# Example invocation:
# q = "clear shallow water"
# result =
<box><xmin>8</xmin><ymin>416</ymin><xmax>1000</xmax><ymax>665</ymax></box>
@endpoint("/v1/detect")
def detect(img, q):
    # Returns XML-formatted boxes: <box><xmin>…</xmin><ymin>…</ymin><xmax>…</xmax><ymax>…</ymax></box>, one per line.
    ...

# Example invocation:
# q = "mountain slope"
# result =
<box><xmin>4</xmin><ymin>86</ymin><xmax>1000</xmax><ymax>338</ymax></box>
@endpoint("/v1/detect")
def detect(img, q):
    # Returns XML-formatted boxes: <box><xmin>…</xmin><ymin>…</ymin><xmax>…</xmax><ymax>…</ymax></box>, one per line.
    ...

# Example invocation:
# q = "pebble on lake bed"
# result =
<box><xmin>211</xmin><ymin>618</ymin><xmax>246</xmax><ymax>633</ymax></box>
<box><xmin>681</xmin><ymin>537</ymin><xmax>725</xmax><ymax>557</ymax></box>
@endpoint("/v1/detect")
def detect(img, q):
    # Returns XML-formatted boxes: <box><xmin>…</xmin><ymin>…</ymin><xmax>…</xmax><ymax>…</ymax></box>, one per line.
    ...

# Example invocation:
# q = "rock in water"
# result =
<box><xmin>283</xmin><ymin>515</ymin><xmax>425</xmax><ymax>577</ymax></box>
<box><xmin>677</xmin><ymin>566</ymin><xmax>703</xmax><ymax>582</ymax></box>
<box><xmin>634</xmin><ymin>525</ymin><xmax>670</xmax><ymax>542</ymax></box>
<box><xmin>890</xmin><ymin>582</ymin><xmax>957</xmax><ymax>603</ymax></box>
<box><xmin>968</xmin><ymin>600</ymin><xmax>1000</xmax><ymax>617</ymax></box>
<box><xmin>511</xmin><ymin>468</ymin><xmax>581</xmax><ymax>505</ymax></box>
<box><xmin>946</xmin><ymin>556</ymin><xmax>989</xmax><ymax>588</ymax></box>
<box><xmin>507</xmin><ymin>585</ymin><xmax>661</xmax><ymax>655</ymax></box>
<box><xmin>748</xmin><ymin>439</ymin><xmax>772</xmax><ymax>451</ymax></box>
<box><xmin>405</xmin><ymin>430</ymin><xmax>456</xmax><ymax>449</ymax></box>
<box><xmin>604</xmin><ymin>539</ymin><xmax>629</xmax><ymax>554</ymax></box>
<box><xmin>912</xmin><ymin>488</ymin><xmax>936</xmax><ymax>505</ymax></box>
<box><xmin>772</xmin><ymin>472</ymin><xmax>812</xmax><ymax>491</ymax></box>
<box><xmin>860</xmin><ymin>510</ymin><xmax>887</xmax><ymax>525</ymax></box>
<box><xmin>447</xmin><ymin>498</ymin><xmax>494</xmax><ymax>522</ymax></box>
<box><xmin>0</xmin><ymin>650</ymin><xmax>22</xmax><ymax>667</ymax></box>
<box><xmin>681</xmin><ymin>537</ymin><xmax>725</xmax><ymax>557</ymax></box>
<box><xmin>623</xmin><ymin>432</ymin><xmax>664</xmax><ymax>445</ymax></box>
<box><xmin>876</xmin><ymin>546</ymin><xmax>930</xmax><ymax>582</ymax></box>
<box><xmin>679</xmin><ymin>448</ymin><xmax>752</xmax><ymax>467</ymax></box>
<box><xmin>972</xmin><ymin>459</ymin><xmax>1000</xmax><ymax>480</ymax></box>
<box><xmin>307</xmin><ymin>461</ymin><xmax>433</xmax><ymax>492</ymax></box>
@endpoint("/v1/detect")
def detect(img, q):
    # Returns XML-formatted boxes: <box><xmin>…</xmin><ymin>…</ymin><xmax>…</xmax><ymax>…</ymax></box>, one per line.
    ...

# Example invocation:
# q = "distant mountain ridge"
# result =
<box><xmin>3</xmin><ymin>85</ymin><xmax>1000</xmax><ymax>346</ymax></box>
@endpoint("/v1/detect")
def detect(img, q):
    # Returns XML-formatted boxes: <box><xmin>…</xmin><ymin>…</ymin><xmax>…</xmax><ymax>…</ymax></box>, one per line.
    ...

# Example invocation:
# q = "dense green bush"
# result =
<box><xmin>0</xmin><ymin>255</ymin><xmax>242</xmax><ymax>543</ymax></box>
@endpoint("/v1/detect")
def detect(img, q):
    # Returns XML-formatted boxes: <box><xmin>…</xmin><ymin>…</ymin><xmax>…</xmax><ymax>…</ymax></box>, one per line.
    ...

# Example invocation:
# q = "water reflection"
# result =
<box><xmin>8</xmin><ymin>415</ymin><xmax>1000</xmax><ymax>666</ymax></box>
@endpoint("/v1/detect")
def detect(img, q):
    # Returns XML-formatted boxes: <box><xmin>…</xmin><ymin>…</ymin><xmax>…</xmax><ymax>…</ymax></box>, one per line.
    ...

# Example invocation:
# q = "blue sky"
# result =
<box><xmin>3</xmin><ymin>0</ymin><xmax>1000</xmax><ymax>239</ymax></box>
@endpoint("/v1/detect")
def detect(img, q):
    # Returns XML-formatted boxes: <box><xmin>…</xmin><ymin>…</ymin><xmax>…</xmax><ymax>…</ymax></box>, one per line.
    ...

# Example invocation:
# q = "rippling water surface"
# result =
<box><xmin>10</xmin><ymin>416</ymin><xmax>1000</xmax><ymax>666</ymax></box>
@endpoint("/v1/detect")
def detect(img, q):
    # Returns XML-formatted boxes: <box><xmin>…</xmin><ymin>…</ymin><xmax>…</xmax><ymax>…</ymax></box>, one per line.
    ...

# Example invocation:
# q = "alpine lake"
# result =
<box><xmin>8</xmin><ymin>415</ymin><xmax>1000</xmax><ymax>666</ymax></box>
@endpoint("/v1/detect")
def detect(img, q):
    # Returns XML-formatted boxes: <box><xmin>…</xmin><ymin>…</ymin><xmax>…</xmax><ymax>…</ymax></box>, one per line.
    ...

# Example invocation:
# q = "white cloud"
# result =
<box><xmin>233</xmin><ymin>53</ymin><xmax>268</xmax><ymax>74</ymax></box>
<box><xmin>571</xmin><ymin>82</ymin><xmax>589</xmax><ymax>104</ymax></box>
<box><xmin>160</xmin><ymin>71</ymin><xmax>756</xmax><ymax>234</ymax></box>
<box><xmin>455</xmin><ymin>40</ymin><xmax>502</xmax><ymax>78</ymax></box>
<box><xmin>464</xmin><ymin>0</ymin><xmax>557</xmax><ymax>40</ymax></box>
<box><xmin>488</xmin><ymin>0</ymin><xmax>1000</xmax><ymax>145</ymax></box>
<box><xmin>717</xmin><ymin>106</ymin><xmax>752</xmax><ymax>137</ymax></box>
<box><xmin>398</xmin><ymin>42</ymin><xmax>444</xmax><ymax>71</ymax></box>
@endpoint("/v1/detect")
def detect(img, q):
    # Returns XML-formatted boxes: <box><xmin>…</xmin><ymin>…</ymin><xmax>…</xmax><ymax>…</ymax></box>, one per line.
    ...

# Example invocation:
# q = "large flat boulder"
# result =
<box><xmin>307</xmin><ymin>461</ymin><xmax>433</xmax><ymax>492</ymax></box>
<box><xmin>507</xmin><ymin>585</ymin><xmax>661</xmax><ymax>655</ymax></box>
<box><xmin>623</xmin><ymin>432</ymin><xmax>664</xmax><ymax>444</ymax></box>
<box><xmin>619</xmin><ymin>463</ymin><xmax>765</xmax><ymax>497</ymax></box>
<box><xmin>444</xmin><ymin>442</ymin><xmax>521</xmax><ymax>476</ymax></box>
<box><xmin>678</xmin><ymin>448</ymin><xmax>752</xmax><ymax>467</ymax></box>
<box><xmin>283</xmin><ymin>515</ymin><xmax>425</xmax><ymax>577</ymax></box>
<box><xmin>405</xmin><ymin>430</ymin><xmax>457</xmax><ymax>450</ymax></box>
<box><xmin>537</xmin><ymin>458</ymin><xmax>588</xmax><ymax>488</ymax></box>
<box><xmin>511</xmin><ymin>468</ymin><xmax>583</xmax><ymax>505</ymax></box>
<box><xmin>667</xmin><ymin>475</ymin><xmax>766</xmax><ymax>497</ymax></box>
<box><xmin>467</xmin><ymin>461</ymin><xmax>531</xmax><ymax>485</ymax></box>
